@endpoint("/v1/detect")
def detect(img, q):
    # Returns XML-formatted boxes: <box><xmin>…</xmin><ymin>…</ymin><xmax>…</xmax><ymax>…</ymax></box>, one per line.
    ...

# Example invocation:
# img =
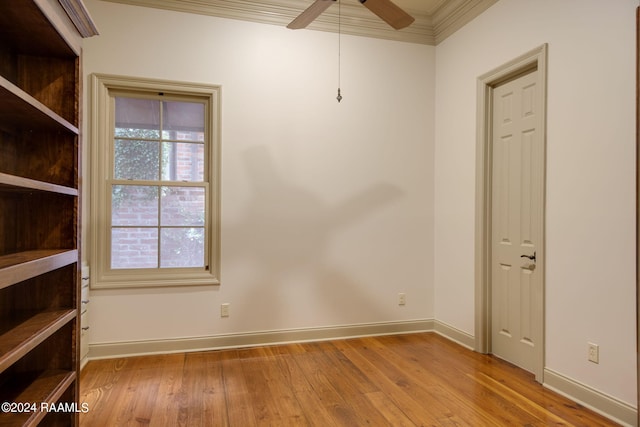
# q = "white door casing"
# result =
<box><xmin>475</xmin><ymin>44</ymin><xmax>547</xmax><ymax>382</ymax></box>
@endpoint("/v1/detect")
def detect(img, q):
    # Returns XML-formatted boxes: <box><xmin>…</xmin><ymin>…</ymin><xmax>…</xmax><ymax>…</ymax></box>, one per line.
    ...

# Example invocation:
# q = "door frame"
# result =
<box><xmin>474</xmin><ymin>44</ymin><xmax>548</xmax><ymax>382</ymax></box>
<box><xmin>636</xmin><ymin>7</ymin><xmax>640</xmax><ymax>425</ymax></box>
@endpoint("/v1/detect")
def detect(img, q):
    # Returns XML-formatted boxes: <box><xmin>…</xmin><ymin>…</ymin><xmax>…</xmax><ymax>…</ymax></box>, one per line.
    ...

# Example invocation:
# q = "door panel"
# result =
<box><xmin>491</xmin><ymin>69</ymin><xmax>542</xmax><ymax>375</ymax></box>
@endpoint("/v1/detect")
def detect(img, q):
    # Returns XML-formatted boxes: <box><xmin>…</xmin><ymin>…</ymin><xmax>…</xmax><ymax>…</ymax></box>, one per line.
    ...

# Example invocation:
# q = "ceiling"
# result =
<box><xmin>101</xmin><ymin>0</ymin><xmax>498</xmax><ymax>45</ymax></box>
<box><xmin>395</xmin><ymin>0</ymin><xmax>447</xmax><ymax>15</ymax></box>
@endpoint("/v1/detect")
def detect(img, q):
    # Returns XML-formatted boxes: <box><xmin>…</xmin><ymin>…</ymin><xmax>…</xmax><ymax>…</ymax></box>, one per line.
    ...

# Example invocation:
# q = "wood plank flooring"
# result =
<box><xmin>79</xmin><ymin>333</ymin><xmax>620</xmax><ymax>426</ymax></box>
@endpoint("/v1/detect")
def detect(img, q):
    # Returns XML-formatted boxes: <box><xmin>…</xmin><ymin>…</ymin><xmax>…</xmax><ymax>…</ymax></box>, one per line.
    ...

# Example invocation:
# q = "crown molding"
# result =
<box><xmin>432</xmin><ymin>0</ymin><xmax>497</xmax><ymax>44</ymax></box>
<box><xmin>59</xmin><ymin>0</ymin><xmax>100</xmax><ymax>37</ymax></box>
<box><xmin>100</xmin><ymin>0</ymin><xmax>496</xmax><ymax>45</ymax></box>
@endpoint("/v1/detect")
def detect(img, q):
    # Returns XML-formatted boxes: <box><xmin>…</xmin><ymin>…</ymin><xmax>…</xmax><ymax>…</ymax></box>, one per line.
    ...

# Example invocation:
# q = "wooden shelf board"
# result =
<box><xmin>0</xmin><ymin>310</ymin><xmax>76</xmax><ymax>374</ymax></box>
<box><xmin>0</xmin><ymin>76</ymin><xmax>78</xmax><ymax>134</ymax></box>
<box><xmin>0</xmin><ymin>250</ymin><xmax>78</xmax><ymax>290</ymax></box>
<box><xmin>0</xmin><ymin>172</ymin><xmax>77</xmax><ymax>196</ymax></box>
<box><xmin>0</xmin><ymin>0</ymin><xmax>76</xmax><ymax>58</ymax></box>
<box><xmin>0</xmin><ymin>370</ymin><xmax>76</xmax><ymax>426</ymax></box>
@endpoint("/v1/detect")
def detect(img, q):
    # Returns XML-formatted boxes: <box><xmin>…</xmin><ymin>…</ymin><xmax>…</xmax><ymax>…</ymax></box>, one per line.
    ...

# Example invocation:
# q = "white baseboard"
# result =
<box><xmin>544</xmin><ymin>368</ymin><xmax>638</xmax><ymax>427</ymax></box>
<box><xmin>432</xmin><ymin>319</ymin><xmax>476</xmax><ymax>349</ymax></box>
<box><xmin>88</xmin><ymin>318</ymin><xmax>434</xmax><ymax>360</ymax></box>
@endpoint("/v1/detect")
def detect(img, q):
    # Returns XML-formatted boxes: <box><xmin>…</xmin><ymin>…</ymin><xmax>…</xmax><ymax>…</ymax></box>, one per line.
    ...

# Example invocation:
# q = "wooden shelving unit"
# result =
<box><xmin>0</xmin><ymin>0</ymin><xmax>97</xmax><ymax>425</ymax></box>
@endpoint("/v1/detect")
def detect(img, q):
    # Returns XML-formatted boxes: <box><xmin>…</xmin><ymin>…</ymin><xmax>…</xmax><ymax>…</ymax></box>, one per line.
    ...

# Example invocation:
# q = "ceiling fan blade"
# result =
<box><xmin>287</xmin><ymin>0</ymin><xmax>336</xmax><ymax>29</ymax></box>
<box><xmin>359</xmin><ymin>0</ymin><xmax>414</xmax><ymax>30</ymax></box>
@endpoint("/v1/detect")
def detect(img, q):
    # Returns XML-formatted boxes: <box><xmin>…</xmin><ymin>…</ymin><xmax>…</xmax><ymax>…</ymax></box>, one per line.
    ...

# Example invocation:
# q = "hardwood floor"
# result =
<box><xmin>79</xmin><ymin>333</ymin><xmax>620</xmax><ymax>426</ymax></box>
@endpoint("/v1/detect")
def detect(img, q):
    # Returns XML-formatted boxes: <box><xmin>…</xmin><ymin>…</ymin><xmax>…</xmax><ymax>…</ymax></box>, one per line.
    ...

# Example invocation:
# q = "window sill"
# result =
<box><xmin>91</xmin><ymin>271</ymin><xmax>220</xmax><ymax>289</ymax></box>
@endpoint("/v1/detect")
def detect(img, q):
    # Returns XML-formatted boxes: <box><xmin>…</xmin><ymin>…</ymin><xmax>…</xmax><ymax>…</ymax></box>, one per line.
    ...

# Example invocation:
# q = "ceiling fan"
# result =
<box><xmin>287</xmin><ymin>0</ymin><xmax>415</xmax><ymax>31</ymax></box>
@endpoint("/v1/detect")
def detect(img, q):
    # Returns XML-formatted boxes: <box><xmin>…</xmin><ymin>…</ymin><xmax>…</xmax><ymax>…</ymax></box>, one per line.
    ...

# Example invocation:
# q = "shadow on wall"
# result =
<box><xmin>223</xmin><ymin>145</ymin><xmax>405</xmax><ymax>328</ymax></box>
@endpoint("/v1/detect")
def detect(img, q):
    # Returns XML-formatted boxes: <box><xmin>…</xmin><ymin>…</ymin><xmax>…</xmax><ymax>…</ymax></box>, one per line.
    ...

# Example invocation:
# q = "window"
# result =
<box><xmin>91</xmin><ymin>75</ymin><xmax>220</xmax><ymax>288</ymax></box>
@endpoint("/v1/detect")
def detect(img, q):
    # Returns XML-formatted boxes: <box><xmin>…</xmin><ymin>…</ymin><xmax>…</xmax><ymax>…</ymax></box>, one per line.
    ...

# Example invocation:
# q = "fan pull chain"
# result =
<box><xmin>336</xmin><ymin>0</ymin><xmax>342</xmax><ymax>102</ymax></box>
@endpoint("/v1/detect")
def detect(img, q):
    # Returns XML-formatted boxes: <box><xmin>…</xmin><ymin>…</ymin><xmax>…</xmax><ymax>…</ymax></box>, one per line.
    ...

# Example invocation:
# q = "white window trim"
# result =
<box><xmin>89</xmin><ymin>73</ymin><xmax>221</xmax><ymax>289</ymax></box>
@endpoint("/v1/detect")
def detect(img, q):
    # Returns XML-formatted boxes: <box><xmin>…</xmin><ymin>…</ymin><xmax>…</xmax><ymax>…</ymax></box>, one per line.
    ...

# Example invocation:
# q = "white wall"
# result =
<box><xmin>434</xmin><ymin>0</ymin><xmax>637</xmax><ymax>408</ymax></box>
<box><xmin>82</xmin><ymin>1</ymin><xmax>435</xmax><ymax>342</ymax></box>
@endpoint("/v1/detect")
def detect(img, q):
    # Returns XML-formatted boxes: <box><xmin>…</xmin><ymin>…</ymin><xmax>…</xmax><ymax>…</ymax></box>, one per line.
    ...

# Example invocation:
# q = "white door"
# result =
<box><xmin>491</xmin><ymin>69</ymin><xmax>544</xmax><ymax>375</ymax></box>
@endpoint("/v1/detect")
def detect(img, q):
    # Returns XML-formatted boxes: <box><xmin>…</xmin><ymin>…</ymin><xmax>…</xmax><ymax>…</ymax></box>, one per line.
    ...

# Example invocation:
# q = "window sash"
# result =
<box><xmin>108</xmin><ymin>181</ymin><xmax>209</xmax><ymax>270</ymax></box>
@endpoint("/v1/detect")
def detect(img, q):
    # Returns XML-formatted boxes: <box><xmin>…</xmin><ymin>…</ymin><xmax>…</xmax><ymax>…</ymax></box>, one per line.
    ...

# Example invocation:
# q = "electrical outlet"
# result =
<box><xmin>398</xmin><ymin>293</ymin><xmax>406</xmax><ymax>306</ymax></box>
<box><xmin>221</xmin><ymin>303</ymin><xmax>230</xmax><ymax>318</ymax></box>
<box><xmin>588</xmin><ymin>342</ymin><xmax>599</xmax><ymax>364</ymax></box>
